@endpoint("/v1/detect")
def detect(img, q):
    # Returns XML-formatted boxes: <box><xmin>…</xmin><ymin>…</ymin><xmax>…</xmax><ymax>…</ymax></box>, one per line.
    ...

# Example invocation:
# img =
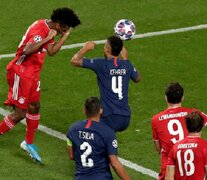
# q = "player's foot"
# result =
<box><xmin>20</xmin><ymin>140</ymin><xmax>42</xmax><ymax>163</ymax></box>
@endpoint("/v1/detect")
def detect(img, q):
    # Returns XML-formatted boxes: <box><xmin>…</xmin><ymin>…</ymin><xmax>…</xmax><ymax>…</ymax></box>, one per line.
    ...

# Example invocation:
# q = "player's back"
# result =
<box><xmin>85</xmin><ymin>58</ymin><xmax>137</xmax><ymax>116</ymax></box>
<box><xmin>67</xmin><ymin>119</ymin><xmax>117</xmax><ymax>180</ymax></box>
<box><xmin>152</xmin><ymin>107</ymin><xmax>195</xmax><ymax>156</ymax></box>
<box><xmin>171</xmin><ymin>136</ymin><xmax>207</xmax><ymax>179</ymax></box>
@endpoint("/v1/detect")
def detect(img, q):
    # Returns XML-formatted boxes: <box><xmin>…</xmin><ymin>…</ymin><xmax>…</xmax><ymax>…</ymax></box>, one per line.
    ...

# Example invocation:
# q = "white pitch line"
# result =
<box><xmin>0</xmin><ymin>107</ymin><xmax>158</xmax><ymax>178</ymax></box>
<box><xmin>1</xmin><ymin>23</ymin><xmax>207</xmax><ymax>60</ymax></box>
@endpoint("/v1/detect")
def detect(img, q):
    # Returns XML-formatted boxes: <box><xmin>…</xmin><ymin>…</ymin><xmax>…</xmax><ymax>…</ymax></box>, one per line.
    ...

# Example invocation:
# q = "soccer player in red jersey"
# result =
<box><xmin>0</xmin><ymin>7</ymin><xmax>80</xmax><ymax>162</ymax></box>
<box><xmin>151</xmin><ymin>82</ymin><xmax>207</xmax><ymax>180</ymax></box>
<box><xmin>166</xmin><ymin>111</ymin><xmax>207</xmax><ymax>180</ymax></box>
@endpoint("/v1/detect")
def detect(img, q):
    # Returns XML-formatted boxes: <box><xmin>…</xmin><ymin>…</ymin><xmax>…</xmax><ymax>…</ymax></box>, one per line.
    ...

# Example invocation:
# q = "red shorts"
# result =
<box><xmin>5</xmin><ymin>69</ymin><xmax>40</xmax><ymax>109</ymax></box>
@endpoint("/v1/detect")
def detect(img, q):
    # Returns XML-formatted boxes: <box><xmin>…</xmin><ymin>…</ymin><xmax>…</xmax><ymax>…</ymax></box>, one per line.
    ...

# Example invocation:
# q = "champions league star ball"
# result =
<box><xmin>114</xmin><ymin>19</ymin><xmax>136</xmax><ymax>40</ymax></box>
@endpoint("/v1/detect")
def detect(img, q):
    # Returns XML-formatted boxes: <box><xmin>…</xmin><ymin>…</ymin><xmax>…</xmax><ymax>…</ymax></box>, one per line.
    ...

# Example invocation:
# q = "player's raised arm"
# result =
<box><xmin>71</xmin><ymin>41</ymin><xmax>95</xmax><ymax>67</ymax></box>
<box><xmin>109</xmin><ymin>155</ymin><xmax>131</xmax><ymax>180</ymax></box>
<box><xmin>23</xmin><ymin>29</ymin><xmax>57</xmax><ymax>56</ymax></box>
<box><xmin>47</xmin><ymin>29</ymin><xmax>71</xmax><ymax>56</ymax></box>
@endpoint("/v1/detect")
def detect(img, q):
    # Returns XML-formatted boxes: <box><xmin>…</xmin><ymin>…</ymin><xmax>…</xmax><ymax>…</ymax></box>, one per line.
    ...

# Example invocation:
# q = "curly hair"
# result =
<box><xmin>51</xmin><ymin>7</ymin><xmax>81</xmax><ymax>28</ymax></box>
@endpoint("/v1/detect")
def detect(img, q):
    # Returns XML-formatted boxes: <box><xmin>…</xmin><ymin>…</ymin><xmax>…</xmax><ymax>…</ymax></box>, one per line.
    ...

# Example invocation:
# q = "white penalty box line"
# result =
<box><xmin>0</xmin><ymin>107</ymin><xmax>158</xmax><ymax>178</ymax></box>
<box><xmin>0</xmin><ymin>23</ymin><xmax>207</xmax><ymax>60</ymax></box>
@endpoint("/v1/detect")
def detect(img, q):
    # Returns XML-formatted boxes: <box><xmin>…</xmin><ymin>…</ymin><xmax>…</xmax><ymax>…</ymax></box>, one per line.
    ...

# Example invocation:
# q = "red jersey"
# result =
<box><xmin>152</xmin><ymin>107</ymin><xmax>207</xmax><ymax>157</ymax></box>
<box><xmin>167</xmin><ymin>136</ymin><xmax>207</xmax><ymax>179</ymax></box>
<box><xmin>7</xmin><ymin>19</ymin><xmax>54</xmax><ymax>79</ymax></box>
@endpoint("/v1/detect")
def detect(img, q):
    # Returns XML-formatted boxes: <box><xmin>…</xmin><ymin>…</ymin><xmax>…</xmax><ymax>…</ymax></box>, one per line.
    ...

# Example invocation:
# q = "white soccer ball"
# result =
<box><xmin>114</xmin><ymin>19</ymin><xmax>136</xmax><ymax>40</ymax></box>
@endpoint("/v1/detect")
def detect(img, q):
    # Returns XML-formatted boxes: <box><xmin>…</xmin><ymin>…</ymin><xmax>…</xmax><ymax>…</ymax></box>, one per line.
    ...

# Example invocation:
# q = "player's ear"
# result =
<box><xmin>181</xmin><ymin>96</ymin><xmax>184</xmax><ymax>102</ymax></box>
<box><xmin>100</xmin><ymin>108</ymin><xmax>103</xmax><ymax>115</ymax></box>
<box><xmin>165</xmin><ymin>95</ymin><xmax>168</xmax><ymax>103</ymax></box>
<box><xmin>83</xmin><ymin>108</ymin><xmax>86</xmax><ymax>115</ymax></box>
<box><xmin>104</xmin><ymin>42</ymin><xmax>111</xmax><ymax>54</ymax></box>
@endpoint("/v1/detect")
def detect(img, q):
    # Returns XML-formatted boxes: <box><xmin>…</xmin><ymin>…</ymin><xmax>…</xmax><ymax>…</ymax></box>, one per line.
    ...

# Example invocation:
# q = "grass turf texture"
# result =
<box><xmin>1</xmin><ymin>0</ymin><xmax>207</xmax><ymax>179</ymax></box>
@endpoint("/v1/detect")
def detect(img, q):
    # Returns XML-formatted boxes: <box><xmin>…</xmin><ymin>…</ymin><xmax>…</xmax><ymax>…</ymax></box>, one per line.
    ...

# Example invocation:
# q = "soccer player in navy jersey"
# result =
<box><xmin>71</xmin><ymin>35</ymin><xmax>141</xmax><ymax>132</ymax></box>
<box><xmin>66</xmin><ymin>97</ymin><xmax>131</xmax><ymax>180</ymax></box>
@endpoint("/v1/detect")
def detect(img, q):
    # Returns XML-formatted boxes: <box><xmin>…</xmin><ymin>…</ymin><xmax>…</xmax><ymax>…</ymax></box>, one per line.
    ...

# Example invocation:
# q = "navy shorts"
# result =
<box><xmin>101</xmin><ymin>114</ymin><xmax>130</xmax><ymax>132</ymax></box>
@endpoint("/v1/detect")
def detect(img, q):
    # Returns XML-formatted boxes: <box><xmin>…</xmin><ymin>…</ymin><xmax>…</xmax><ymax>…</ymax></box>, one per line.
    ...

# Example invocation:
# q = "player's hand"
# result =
<box><xmin>84</xmin><ymin>41</ymin><xmax>96</xmax><ymax>51</ymax></box>
<box><xmin>62</xmin><ymin>29</ymin><xmax>71</xmax><ymax>37</ymax></box>
<box><xmin>121</xmin><ymin>47</ymin><xmax>128</xmax><ymax>60</ymax></box>
<box><xmin>47</xmin><ymin>29</ymin><xmax>57</xmax><ymax>40</ymax></box>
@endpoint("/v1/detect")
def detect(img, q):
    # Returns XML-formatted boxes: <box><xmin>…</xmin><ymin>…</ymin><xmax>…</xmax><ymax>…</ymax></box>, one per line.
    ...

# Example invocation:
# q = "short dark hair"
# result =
<box><xmin>85</xmin><ymin>97</ymin><xmax>101</xmax><ymax>117</ymax></box>
<box><xmin>107</xmin><ymin>35</ymin><xmax>123</xmax><ymax>56</ymax></box>
<box><xmin>185</xmin><ymin>111</ymin><xmax>204</xmax><ymax>133</ymax></box>
<box><xmin>51</xmin><ymin>7</ymin><xmax>81</xmax><ymax>28</ymax></box>
<box><xmin>165</xmin><ymin>82</ymin><xmax>184</xmax><ymax>104</ymax></box>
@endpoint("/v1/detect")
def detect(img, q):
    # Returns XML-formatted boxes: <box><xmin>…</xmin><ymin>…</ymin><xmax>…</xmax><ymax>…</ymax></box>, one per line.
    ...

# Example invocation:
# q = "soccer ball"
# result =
<box><xmin>114</xmin><ymin>19</ymin><xmax>136</xmax><ymax>40</ymax></box>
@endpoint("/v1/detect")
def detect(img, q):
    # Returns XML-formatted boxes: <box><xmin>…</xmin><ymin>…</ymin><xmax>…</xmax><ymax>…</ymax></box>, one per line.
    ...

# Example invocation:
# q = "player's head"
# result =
<box><xmin>165</xmin><ymin>82</ymin><xmax>184</xmax><ymax>104</ymax></box>
<box><xmin>104</xmin><ymin>35</ymin><xmax>123</xmax><ymax>57</ymax></box>
<box><xmin>84</xmin><ymin>97</ymin><xmax>102</xmax><ymax>118</ymax></box>
<box><xmin>185</xmin><ymin>111</ymin><xmax>204</xmax><ymax>133</ymax></box>
<box><xmin>51</xmin><ymin>7</ymin><xmax>81</xmax><ymax>34</ymax></box>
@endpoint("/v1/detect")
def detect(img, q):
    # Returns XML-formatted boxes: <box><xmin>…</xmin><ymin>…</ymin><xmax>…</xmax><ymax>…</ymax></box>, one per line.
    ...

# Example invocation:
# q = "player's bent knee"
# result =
<box><xmin>28</xmin><ymin>102</ymin><xmax>40</xmax><ymax>114</ymax></box>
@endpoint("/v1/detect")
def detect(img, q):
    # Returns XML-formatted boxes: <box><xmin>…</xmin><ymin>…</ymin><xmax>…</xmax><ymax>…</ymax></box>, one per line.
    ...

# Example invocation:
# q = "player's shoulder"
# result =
<box><xmin>152</xmin><ymin>109</ymin><xmax>167</xmax><ymax>121</ymax></box>
<box><xmin>30</xmin><ymin>19</ymin><xmax>48</xmax><ymax>32</ymax></box>
<box><xmin>69</xmin><ymin>120</ymin><xmax>84</xmax><ymax>131</ymax></box>
<box><xmin>197</xmin><ymin>137</ymin><xmax>207</xmax><ymax>145</ymax></box>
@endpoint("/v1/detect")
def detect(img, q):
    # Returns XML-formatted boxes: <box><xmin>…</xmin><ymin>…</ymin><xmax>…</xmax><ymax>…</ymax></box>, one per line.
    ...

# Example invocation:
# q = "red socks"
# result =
<box><xmin>25</xmin><ymin>113</ymin><xmax>40</xmax><ymax>144</ymax></box>
<box><xmin>0</xmin><ymin>115</ymin><xmax>15</xmax><ymax>135</ymax></box>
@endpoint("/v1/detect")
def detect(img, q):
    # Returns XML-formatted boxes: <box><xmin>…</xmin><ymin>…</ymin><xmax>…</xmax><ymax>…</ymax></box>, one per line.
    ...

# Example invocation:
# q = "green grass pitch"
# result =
<box><xmin>0</xmin><ymin>0</ymin><xmax>207</xmax><ymax>179</ymax></box>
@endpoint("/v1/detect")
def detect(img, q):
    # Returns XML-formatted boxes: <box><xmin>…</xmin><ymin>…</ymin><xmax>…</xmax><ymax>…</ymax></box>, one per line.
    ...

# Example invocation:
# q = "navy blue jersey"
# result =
<box><xmin>83</xmin><ymin>58</ymin><xmax>139</xmax><ymax>117</ymax></box>
<box><xmin>67</xmin><ymin>119</ymin><xmax>118</xmax><ymax>179</ymax></box>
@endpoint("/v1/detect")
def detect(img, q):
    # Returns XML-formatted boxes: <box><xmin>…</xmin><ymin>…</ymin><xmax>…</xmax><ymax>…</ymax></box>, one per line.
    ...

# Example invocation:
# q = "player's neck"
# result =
<box><xmin>87</xmin><ymin>115</ymin><xmax>100</xmax><ymax>122</ymax></box>
<box><xmin>188</xmin><ymin>132</ymin><xmax>201</xmax><ymax>137</ymax></box>
<box><xmin>46</xmin><ymin>19</ymin><xmax>53</xmax><ymax>29</ymax></box>
<box><xmin>105</xmin><ymin>54</ymin><xmax>117</xmax><ymax>60</ymax></box>
<box><xmin>167</xmin><ymin>103</ymin><xmax>181</xmax><ymax>109</ymax></box>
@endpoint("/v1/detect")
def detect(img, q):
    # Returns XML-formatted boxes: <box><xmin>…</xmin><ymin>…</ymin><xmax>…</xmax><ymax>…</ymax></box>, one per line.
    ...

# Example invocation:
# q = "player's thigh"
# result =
<box><xmin>29</xmin><ymin>79</ymin><xmax>40</xmax><ymax>103</ymax></box>
<box><xmin>7</xmin><ymin>71</ymin><xmax>33</xmax><ymax>109</ymax></box>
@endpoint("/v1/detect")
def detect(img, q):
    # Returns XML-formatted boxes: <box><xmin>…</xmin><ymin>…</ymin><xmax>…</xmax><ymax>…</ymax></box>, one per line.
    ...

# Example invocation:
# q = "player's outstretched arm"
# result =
<box><xmin>23</xmin><ymin>29</ymin><xmax>57</xmax><ymax>56</ymax></box>
<box><xmin>109</xmin><ymin>155</ymin><xmax>131</xmax><ymax>180</ymax></box>
<box><xmin>47</xmin><ymin>29</ymin><xmax>70</xmax><ymax>56</ymax></box>
<box><xmin>71</xmin><ymin>41</ymin><xmax>95</xmax><ymax>67</ymax></box>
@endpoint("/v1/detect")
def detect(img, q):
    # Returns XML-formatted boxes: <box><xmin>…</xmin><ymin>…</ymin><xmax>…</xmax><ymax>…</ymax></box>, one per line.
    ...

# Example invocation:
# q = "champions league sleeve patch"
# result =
<box><xmin>112</xmin><ymin>139</ymin><xmax>118</xmax><ymax>148</ymax></box>
<box><xmin>34</xmin><ymin>35</ymin><xmax>42</xmax><ymax>42</ymax></box>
